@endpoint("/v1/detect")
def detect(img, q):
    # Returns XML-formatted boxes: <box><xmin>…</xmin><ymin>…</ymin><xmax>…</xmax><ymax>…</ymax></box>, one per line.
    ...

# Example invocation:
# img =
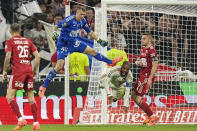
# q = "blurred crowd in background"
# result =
<box><xmin>107</xmin><ymin>11</ymin><xmax>197</xmax><ymax>70</ymax></box>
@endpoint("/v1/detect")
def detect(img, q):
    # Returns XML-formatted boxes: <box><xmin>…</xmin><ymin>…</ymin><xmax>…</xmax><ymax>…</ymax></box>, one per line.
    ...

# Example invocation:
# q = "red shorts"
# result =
<box><xmin>7</xmin><ymin>73</ymin><xmax>34</xmax><ymax>91</ymax></box>
<box><xmin>133</xmin><ymin>76</ymin><xmax>155</xmax><ymax>96</ymax></box>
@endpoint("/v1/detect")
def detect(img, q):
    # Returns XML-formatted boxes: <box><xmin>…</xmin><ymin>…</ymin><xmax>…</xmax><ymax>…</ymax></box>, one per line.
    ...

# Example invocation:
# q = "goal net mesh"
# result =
<box><xmin>79</xmin><ymin>3</ymin><xmax>197</xmax><ymax>124</ymax></box>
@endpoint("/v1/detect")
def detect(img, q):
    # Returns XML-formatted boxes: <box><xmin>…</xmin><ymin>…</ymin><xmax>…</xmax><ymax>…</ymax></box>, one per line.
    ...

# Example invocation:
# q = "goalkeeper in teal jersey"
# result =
<box><xmin>99</xmin><ymin>61</ymin><xmax>133</xmax><ymax>113</ymax></box>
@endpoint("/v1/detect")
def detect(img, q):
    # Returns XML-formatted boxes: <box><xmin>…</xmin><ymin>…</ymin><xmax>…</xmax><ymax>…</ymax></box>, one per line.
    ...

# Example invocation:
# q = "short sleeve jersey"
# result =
<box><xmin>139</xmin><ymin>45</ymin><xmax>158</xmax><ymax>77</ymax></box>
<box><xmin>57</xmin><ymin>15</ymin><xmax>91</xmax><ymax>41</ymax></box>
<box><xmin>5</xmin><ymin>36</ymin><xmax>37</xmax><ymax>74</ymax></box>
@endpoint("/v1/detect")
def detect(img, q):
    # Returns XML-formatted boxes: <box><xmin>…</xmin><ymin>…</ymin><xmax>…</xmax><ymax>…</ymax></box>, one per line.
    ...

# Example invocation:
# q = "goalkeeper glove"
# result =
<box><xmin>97</xmin><ymin>39</ymin><xmax>108</xmax><ymax>47</ymax></box>
<box><xmin>52</xmin><ymin>31</ymin><xmax>59</xmax><ymax>42</ymax></box>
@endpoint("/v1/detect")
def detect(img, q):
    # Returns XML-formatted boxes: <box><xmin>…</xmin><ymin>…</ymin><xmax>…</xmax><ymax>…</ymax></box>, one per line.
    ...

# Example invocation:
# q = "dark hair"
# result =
<box><xmin>54</xmin><ymin>13</ymin><xmax>63</xmax><ymax>18</ymax></box>
<box><xmin>86</xmin><ymin>7</ymin><xmax>94</xmax><ymax>13</ymax></box>
<box><xmin>123</xmin><ymin>61</ymin><xmax>131</xmax><ymax>68</ymax></box>
<box><xmin>10</xmin><ymin>23</ymin><xmax>20</xmax><ymax>32</ymax></box>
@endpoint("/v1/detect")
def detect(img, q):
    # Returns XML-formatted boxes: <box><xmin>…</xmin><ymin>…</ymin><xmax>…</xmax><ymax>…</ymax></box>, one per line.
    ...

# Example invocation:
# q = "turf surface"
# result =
<box><xmin>0</xmin><ymin>124</ymin><xmax>196</xmax><ymax>131</ymax></box>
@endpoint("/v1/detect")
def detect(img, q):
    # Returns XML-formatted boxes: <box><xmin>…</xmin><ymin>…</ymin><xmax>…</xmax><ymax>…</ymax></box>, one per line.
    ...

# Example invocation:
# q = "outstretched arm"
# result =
<box><xmin>88</xmin><ymin>31</ymin><xmax>108</xmax><ymax>47</ymax></box>
<box><xmin>122</xmin><ymin>84</ymin><xmax>131</xmax><ymax>113</ymax></box>
<box><xmin>2</xmin><ymin>52</ymin><xmax>11</xmax><ymax>83</ymax></box>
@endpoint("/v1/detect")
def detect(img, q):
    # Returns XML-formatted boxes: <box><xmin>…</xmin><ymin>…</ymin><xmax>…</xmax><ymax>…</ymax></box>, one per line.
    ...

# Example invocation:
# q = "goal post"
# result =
<box><xmin>78</xmin><ymin>0</ymin><xmax>197</xmax><ymax>125</ymax></box>
<box><xmin>64</xmin><ymin>0</ymin><xmax>70</xmax><ymax>125</ymax></box>
<box><xmin>102</xmin><ymin>0</ymin><xmax>197</xmax><ymax>5</ymax></box>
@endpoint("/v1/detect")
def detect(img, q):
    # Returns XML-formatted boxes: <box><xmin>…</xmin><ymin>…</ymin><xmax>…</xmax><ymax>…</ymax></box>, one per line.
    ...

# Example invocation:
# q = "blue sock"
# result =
<box><xmin>94</xmin><ymin>53</ymin><xmax>112</xmax><ymax>64</ymax></box>
<box><xmin>43</xmin><ymin>69</ymin><xmax>57</xmax><ymax>88</ymax></box>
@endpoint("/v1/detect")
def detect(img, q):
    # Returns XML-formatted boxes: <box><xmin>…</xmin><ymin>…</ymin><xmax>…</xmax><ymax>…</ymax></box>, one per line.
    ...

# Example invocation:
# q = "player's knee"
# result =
<box><xmin>28</xmin><ymin>99</ymin><xmax>36</xmax><ymax>103</ymax></box>
<box><xmin>131</xmin><ymin>91</ymin><xmax>136</xmax><ymax>100</ymax></box>
<box><xmin>27</xmin><ymin>91</ymin><xmax>35</xmax><ymax>102</ymax></box>
<box><xmin>131</xmin><ymin>94</ymin><xmax>135</xmax><ymax>100</ymax></box>
<box><xmin>6</xmin><ymin>93</ymin><xmax>14</xmax><ymax>100</ymax></box>
<box><xmin>55</xmin><ymin>60</ymin><xmax>64</xmax><ymax>72</ymax></box>
<box><xmin>134</xmin><ymin>96</ymin><xmax>142</xmax><ymax>105</ymax></box>
<box><xmin>135</xmin><ymin>99</ymin><xmax>141</xmax><ymax>105</ymax></box>
<box><xmin>6</xmin><ymin>88</ymin><xmax>16</xmax><ymax>100</ymax></box>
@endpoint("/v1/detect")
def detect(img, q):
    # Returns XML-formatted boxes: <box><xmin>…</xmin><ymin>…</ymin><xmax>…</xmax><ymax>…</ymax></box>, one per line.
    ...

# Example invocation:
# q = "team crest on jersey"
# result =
<box><xmin>73</xmin><ymin>21</ymin><xmax>77</xmax><ymax>25</ymax></box>
<box><xmin>74</xmin><ymin>40</ymin><xmax>81</xmax><ymax>47</ymax></box>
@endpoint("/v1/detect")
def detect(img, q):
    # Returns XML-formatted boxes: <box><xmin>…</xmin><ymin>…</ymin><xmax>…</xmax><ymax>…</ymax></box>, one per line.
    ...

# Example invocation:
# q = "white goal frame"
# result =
<box><xmin>99</xmin><ymin>0</ymin><xmax>197</xmax><ymax>125</ymax></box>
<box><xmin>64</xmin><ymin>0</ymin><xmax>197</xmax><ymax>125</ymax></box>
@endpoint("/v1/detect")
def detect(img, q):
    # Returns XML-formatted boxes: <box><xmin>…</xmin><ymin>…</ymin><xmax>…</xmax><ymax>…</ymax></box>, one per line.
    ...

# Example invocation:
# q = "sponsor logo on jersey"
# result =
<box><xmin>70</xmin><ymin>29</ymin><xmax>80</xmax><ymax>37</ymax></box>
<box><xmin>20</xmin><ymin>60</ymin><xmax>30</xmax><ymax>64</ymax></box>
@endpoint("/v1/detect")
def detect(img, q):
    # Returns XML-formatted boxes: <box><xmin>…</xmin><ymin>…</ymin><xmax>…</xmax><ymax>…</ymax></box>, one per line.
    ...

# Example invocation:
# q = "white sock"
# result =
<box><xmin>33</xmin><ymin>122</ymin><xmax>39</xmax><ymax>125</ymax></box>
<box><xmin>150</xmin><ymin>115</ymin><xmax>155</xmax><ymax>118</ymax></box>
<box><xmin>18</xmin><ymin>117</ymin><xmax>24</xmax><ymax>121</ymax></box>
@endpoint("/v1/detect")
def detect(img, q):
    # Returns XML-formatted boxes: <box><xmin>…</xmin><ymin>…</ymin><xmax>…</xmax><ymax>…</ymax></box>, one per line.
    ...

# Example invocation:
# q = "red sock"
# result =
<box><xmin>7</xmin><ymin>98</ymin><xmax>22</xmax><ymax>118</ymax></box>
<box><xmin>138</xmin><ymin>101</ymin><xmax>153</xmax><ymax>117</ymax></box>
<box><xmin>30</xmin><ymin>101</ymin><xmax>38</xmax><ymax>122</ymax></box>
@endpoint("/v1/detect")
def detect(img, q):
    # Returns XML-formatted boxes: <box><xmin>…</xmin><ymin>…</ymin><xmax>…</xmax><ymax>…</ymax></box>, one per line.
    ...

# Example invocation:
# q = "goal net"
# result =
<box><xmin>79</xmin><ymin>0</ymin><xmax>197</xmax><ymax>124</ymax></box>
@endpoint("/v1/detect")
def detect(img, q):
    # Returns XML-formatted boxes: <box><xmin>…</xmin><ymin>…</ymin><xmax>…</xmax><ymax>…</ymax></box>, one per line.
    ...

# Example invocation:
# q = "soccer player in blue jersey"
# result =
<box><xmin>38</xmin><ymin>6</ymin><xmax>123</xmax><ymax>98</ymax></box>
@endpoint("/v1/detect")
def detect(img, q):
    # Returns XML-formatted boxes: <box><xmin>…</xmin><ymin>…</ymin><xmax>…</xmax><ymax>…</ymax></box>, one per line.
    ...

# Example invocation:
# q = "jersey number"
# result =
<box><xmin>17</xmin><ymin>45</ymin><xmax>28</xmax><ymax>58</ymax></box>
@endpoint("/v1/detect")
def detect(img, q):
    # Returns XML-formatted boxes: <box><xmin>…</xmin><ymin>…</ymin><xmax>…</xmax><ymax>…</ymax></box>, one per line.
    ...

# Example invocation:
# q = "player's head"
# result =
<box><xmin>10</xmin><ymin>23</ymin><xmax>21</xmax><ymax>34</ymax></box>
<box><xmin>76</xmin><ymin>6</ymin><xmax>86</xmax><ymax>21</ymax></box>
<box><xmin>141</xmin><ymin>32</ymin><xmax>153</xmax><ymax>46</ymax></box>
<box><xmin>120</xmin><ymin>61</ymin><xmax>131</xmax><ymax>77</ymax></box>
<box><xmin>54</xmin><ymin>13</ymin><xmax>63</xmax><ymax>25</ymax></box>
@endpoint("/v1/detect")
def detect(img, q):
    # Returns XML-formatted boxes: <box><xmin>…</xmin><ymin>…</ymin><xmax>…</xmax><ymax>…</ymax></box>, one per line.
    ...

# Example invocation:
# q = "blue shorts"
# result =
<box><xmin>57</xmin><ymin>39</ymin><xmax>87</xmax><ymax>60</ymax></box>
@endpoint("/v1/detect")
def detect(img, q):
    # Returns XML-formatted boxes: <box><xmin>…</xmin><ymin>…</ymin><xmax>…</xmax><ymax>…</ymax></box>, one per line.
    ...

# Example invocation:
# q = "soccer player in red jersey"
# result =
<box><xmin>132</xmin><ymin>32</ymin><xmax>159</xmax><ymax>126</ymax></box>
<box><xmin>1</xmin><ymin>23</ymin><xmax>40</xmax><ymax>130</ymax></box>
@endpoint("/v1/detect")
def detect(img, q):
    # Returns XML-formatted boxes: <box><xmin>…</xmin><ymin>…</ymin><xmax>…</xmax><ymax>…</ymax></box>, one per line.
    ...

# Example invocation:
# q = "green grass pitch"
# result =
<box><xmin>0</xmin><ymin>125</ymin><xmax>197</xmax><ymax>131</ymax></box>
